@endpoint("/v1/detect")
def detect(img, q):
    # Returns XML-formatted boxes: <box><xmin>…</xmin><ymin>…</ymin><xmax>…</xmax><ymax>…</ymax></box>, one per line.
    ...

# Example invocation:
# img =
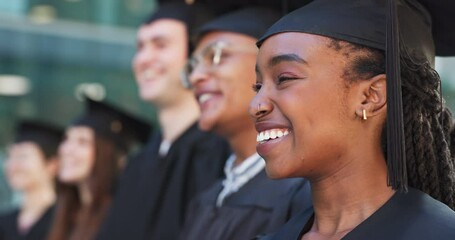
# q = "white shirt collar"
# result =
<box><xmin>216</xmin><ymin>153</ymin><xmax>265</xmax><ymax>207</ymax></box>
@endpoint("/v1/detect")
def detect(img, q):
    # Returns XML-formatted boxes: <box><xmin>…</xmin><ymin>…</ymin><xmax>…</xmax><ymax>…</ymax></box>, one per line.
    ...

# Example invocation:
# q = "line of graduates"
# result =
<box><xmin>0</xmin><ymin>98</ymin><xmax>152</xmax><ymax>240</ymax></box>
<box><xmin>1</xmin><ymin>0</ymin><xmax>455</xmax><ymax>239</ymax></box>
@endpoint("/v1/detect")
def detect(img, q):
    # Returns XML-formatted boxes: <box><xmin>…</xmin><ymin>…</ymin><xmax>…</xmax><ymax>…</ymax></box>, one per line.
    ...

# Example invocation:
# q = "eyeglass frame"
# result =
<box><xmin>181</xmin><ymin>41</ymin><xmax>258</xmax><ymax>89</ymax></box>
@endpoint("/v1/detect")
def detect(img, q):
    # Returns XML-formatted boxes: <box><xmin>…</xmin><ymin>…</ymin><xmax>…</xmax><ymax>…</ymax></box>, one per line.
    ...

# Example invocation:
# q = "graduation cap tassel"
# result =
<box><xmin>386</xmin><ymin>0</ymin><xmax>407</xmax><ymax>192</ymax></box>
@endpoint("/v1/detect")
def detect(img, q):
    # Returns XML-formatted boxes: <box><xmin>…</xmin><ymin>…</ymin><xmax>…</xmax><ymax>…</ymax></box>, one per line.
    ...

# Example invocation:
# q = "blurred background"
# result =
<box><xmin>0</xmin><ymin>0</ymin><xmax>454</xmax><ymax>212</ymax></box>
<box><xmin>0</xmin><ymin>0</ymin><xmax>159</xmax><ymax>212</ymax></box>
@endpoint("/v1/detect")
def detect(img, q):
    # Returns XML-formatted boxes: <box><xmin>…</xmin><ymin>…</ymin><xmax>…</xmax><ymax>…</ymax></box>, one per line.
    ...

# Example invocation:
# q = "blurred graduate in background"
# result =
<box><xmin>47</xmin><ymin>98</ymin><xmax>150</xmax><ymax>240</ymax></box>
<box><xmin>97</xmin><ymin>2</ymin><xmax>231</xmax><ymax>240</ymax></box>
<box><xmin>0</xmin><ymin>121</ymin><xmax>62</xmax><ymax>240</ymax></box>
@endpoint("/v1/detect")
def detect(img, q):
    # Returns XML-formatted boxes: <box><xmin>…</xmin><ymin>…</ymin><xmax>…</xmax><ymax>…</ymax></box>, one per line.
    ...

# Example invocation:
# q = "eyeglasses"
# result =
<box><xmin>181</xmin><ymin>41</ymin><xmax>257</xmax><ymax>89</ymax></box>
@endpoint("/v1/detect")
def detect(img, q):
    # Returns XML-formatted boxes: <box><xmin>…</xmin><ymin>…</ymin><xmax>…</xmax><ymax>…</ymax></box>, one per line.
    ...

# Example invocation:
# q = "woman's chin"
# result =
<box><xmin>265</xmin><ymin>165</ymin><xmax>289</xmax><ymax>179</ymax></box>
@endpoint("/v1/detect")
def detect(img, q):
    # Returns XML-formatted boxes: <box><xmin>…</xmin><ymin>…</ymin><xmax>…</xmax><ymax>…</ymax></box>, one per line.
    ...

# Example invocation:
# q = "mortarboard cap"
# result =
<box><xmin>256</xmin><ymin>0</ymin><xmax>455</xmax><ymax>191</ymax></box>
<box><xmin>14</xmin><ymin>120</ymin><xmax>63</xmax><ymax>159</ymax></box>
<box><xmin>195</xmin><ymin>6</ymin><xmax>282</xmax><ymax>41</ymax></box>
<box><xmin>72</xmin><ymin>98</ymin><xmax>152</xmax><ymax>151</ymax></box>
<box><xmin>144</xmin><ymin>2</ymin><xmax>214</xmax><ymax>31</ymax></box>
<box><xmin>161</xmin><ymin>0</ymin><xmax>310</xmax><ymax>16</ymax></box>
<box><xmin>144</xmin><ymin>1</ymin><xmax>215</xmax><ymax>53</ymax></box>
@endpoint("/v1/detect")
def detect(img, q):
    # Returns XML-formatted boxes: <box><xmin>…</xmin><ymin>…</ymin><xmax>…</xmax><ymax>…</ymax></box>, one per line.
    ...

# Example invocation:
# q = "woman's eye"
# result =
<box><xmin>277</xmin><ymin>75</ymin><xmax>298</xmax><ymax>84</ymax></box>
<box><xmin>252</xmin><ymin>83</ymin><xmax>262</xmax><ymax>93</ymax></box>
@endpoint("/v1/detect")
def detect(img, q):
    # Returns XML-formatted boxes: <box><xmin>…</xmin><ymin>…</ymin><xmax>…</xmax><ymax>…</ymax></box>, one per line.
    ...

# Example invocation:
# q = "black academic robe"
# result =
<box><xmin>0</xmin><ymin>205</ymin><xmax>54</xmax><ymax>240</ymax></box>
<box><xmin>259</xmin><ymin>187</ymin><xmax>455</xmax><ymax>240</ymax></box>
<box><xmin>96</xmin><ymin>123</ymin><xmax>230</xmax><ymax>240</ymax></box>
<box><xmin>179</xmin><ymin>170</ymin><xmax>312</xmax><ymax>240</ymax></box>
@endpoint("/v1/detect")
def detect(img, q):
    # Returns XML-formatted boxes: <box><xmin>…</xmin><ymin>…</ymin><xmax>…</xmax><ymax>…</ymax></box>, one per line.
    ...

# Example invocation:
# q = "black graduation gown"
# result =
<box><xmin>180</xmin><ymin>170</ymin><xmax>312</xmax><ymax>240</ymax></box>
<box><xmin>96</xmin><ymin>123</ymin><xmax>230</xmax><ymax>240</ymax></box>
<box><xmin>259</xmin><ymin>187</ymin><xmax>455</xmax><ymax>240</ymax></box>
<box><xmin>0</xmin><ymin>205</ymin><xmax>54</xmax><ymax>240</ymax></box>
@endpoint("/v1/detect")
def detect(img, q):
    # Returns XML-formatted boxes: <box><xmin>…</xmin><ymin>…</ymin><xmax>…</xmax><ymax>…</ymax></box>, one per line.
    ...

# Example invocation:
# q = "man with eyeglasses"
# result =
<box><xmin>96</xmin><ymin>3</ymin><xmax>230</xmax><ymax>240</ymax></box>
<box><xmin>179</xmin><ymin>7</ymin><xmax>312</xmax><ymax>240</ymax></box>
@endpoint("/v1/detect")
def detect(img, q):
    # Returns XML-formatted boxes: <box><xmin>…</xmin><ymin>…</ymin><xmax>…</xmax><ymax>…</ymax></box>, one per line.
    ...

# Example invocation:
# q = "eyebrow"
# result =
<box><xmin>137</xmin><ymin>35</ymin><xmax>168</xmax><ymax>46</ymax></box>
<box><xmin>268</xmin><ymin>53</ymin><xmax>307</xmax><ymax>68</ymax></box>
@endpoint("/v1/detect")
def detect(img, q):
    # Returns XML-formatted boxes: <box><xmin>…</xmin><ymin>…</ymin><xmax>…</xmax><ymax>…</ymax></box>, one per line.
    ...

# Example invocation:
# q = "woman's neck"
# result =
<box><xmin>78</xmin><ymin>181</ymin><xmax>93</xmax><ymax>207</ymax></box>
<box><xmin>307</xmin><ymin>149</ymin><xmax>395</xmax><ymax>239</ymax></box>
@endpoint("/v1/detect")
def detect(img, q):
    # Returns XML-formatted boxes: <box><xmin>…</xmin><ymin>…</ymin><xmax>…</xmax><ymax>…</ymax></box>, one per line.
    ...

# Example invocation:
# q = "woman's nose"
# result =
<box><xmin>249</xmin><ymin>93</ymin><xmax>272</xmax><ymax>119</ymax></box>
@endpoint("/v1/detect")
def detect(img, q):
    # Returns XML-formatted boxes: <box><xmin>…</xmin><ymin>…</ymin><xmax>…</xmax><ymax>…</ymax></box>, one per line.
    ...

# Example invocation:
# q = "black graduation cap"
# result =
<box><xmin>195</xmin><ymin>6</ymin><xmax>282</xmax><ymax>41</ymax></box>
<box><xmin>257</xmin><ymin>0</ymin><xmax>455</xmax><ymax>191</ymax></box>
<box><xmin>72</xmin><ymin>98</ymin><xmax>152</xmax><ymax>151</ymax></box>
<box><xmin>14</xmin><ymin>120</ymin><xmax>63</xmax><ymax>159</ymax></box>
<box><xmin>143</xmin><ymin>1</ymin><xmax>215</xmax><ymax>53</ymax></box>
<box><xmin>158</xmin><ymin>0</ymin><xmax>310</xmax><ymax>16</ymax></box>
<box><xmin>144</xmin><ymin>2</ymin><xmax>214</xmax><ymax>31</ymax></box>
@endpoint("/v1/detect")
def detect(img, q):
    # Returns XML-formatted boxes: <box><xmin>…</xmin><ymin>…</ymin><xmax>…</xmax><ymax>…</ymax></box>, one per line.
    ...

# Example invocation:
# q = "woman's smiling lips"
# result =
<box><xmin>255</xmin><ymin>121</ymin><xmax>291</xmax><ymax>156</ymax></box>
<box><xmin>256</xmin><ymin>128</ymin><xmax>289</xmax><ymax>143</ymax></box>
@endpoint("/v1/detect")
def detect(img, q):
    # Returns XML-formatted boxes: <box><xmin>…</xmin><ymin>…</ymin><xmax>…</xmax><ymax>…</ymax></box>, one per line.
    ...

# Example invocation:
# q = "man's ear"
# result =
<box><xmin>355</xmin><ymin>74</ymin><xmax>387</xmax><ymax>119</ymax></box>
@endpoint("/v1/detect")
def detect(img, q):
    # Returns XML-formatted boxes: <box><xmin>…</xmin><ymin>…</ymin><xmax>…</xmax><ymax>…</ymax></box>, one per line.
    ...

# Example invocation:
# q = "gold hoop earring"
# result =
<box><xmin>362</xmin><ymin>109</ymin><xmax>367</xmax><ymax>120</ymax></box>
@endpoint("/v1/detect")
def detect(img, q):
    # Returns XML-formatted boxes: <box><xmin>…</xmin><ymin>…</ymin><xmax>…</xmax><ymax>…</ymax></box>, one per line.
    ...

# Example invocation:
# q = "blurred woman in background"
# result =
<box><xmin>47</xmin><ymin>98</ymin><xmax>150</xmax><ymax>240</ymax></box>
<box><xmin>0</xmin><ymin>121</ymin><xmax>62</xmax><ymax>240</ymax></box>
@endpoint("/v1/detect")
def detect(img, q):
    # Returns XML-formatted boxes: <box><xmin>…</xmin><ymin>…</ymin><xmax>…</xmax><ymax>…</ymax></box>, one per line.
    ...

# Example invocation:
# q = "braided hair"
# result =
<box><xmin>328</xmin><ymin>39</ymin><xmax>455</xmax><ymax>210</ymax></box>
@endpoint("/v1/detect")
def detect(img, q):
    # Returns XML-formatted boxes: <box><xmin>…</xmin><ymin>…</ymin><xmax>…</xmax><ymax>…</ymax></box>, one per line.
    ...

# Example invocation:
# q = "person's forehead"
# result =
<box><xmin>258</xmin><ymin>32</ymin><xmax>329</xmax><ymax>60</ymax></box>
<box><xmin>138</xmin><ymin>19</ymin><xmax>187</xmax><ymax>39</ymax></box>
<box><xmin>66</xmin><ymin>126</ymin><xmax>93</xmax><ymax>137</ymax></box>
<box><xmin>8</xmin><ymin>142</ymin><xmax>40</xmax><ymax>153</ymax></box>
<box><xmin>196</xmin><ymin>31</ymin><xmax>256</xmax><ymax>50</ymax></box>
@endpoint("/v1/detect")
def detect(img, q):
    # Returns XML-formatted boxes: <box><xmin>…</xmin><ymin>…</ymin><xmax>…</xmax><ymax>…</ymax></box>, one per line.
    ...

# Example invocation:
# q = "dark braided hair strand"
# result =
<box><xmin>329</xmin><ymin>39</ymin><xmax>455</xmax><ymax>210</ymax></box>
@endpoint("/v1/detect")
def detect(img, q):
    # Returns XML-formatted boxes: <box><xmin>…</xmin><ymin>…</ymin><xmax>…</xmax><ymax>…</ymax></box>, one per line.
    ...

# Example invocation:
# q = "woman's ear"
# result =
<box><xmin>355</xmin><ymin>74</ymin><xmax>387</xmax><ymax>119</ymax></box>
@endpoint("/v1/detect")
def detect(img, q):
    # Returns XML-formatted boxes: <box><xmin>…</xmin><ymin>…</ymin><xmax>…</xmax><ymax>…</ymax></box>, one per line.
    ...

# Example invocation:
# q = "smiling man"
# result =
<box><xmin>97</xmin><ymin>3</ymin><xmax>230</xmax><ymax>240</ymax></box>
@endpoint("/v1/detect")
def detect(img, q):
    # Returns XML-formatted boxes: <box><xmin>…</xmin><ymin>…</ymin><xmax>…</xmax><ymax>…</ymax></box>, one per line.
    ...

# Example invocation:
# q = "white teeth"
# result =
<box><xmin>277</xmin><ymin>131</ymin><xmax>283</xmax><ymax>138</ymax></box>
<box><xmin>199</xmin><ymin>93</ymin><xmax>212</xmax><ymax>104</ymax></box>
<box><xmin>256</xmin><ymin>129</ymin><xmax>290</xmax><ymax>143</ymax></box>
<box><xmin>270</xmin><ymin>130</ymin><xmax>277</xmax><ymax>139</ymax></box>
<box><xmin>142</xmin><ymin>69</ymin><xmax>158</xmax><ymax>80</ymax></box>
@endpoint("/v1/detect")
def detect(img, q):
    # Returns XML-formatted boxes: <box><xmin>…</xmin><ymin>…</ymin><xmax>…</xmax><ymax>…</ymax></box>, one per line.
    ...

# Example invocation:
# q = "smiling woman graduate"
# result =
<box><xmin>250</xmin><ymin>0</ymin><xmax>455</xmax><ymax>239</ymax></box>
<box><xmin>47</xmin><ymin>98</ymin><xmax>150</xmax><ymax>240</ymax></box>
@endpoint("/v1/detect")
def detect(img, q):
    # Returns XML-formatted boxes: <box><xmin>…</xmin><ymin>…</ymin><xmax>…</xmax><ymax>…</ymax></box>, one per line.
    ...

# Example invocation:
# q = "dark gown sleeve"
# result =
<box><xmin>254</xmin><ymin>206</ymin><xmax>314</xmax><ymax>240</ymax></box>
<box><xmin>259</xmin><ymin>187</ymin><xmax>455</xmax><ymax>240</ymax></box>
<box><xmin>24</xmin><ymin>205</ymin><xmax>55</xmax><ymax>240</ymax></box>
<box><xmin>180</xmin><ymin>172</ymin><xmax>313</xmax><ymax>240</ymax></box>
<box><xmin>0</xmin><ymin>205</ymin><xmax>55</xmax><ymax>240</ymax></box>
<box><xmin>97</xmin><ymin>124</ymin><xmax>230</xmax><ymax>240</ymax></box>
<box><xmin>96</xmin><ymin>133</ymin><xmax>161</xmax><ymax>240</ymax></box>
<box><xmin>145</xmin><ymin>127</ymin><xmax>230</xmax><ymax>240</ymax></box>
<box><xmin>344</xmin><ymin>188</ymin><xmax>455</xmax><ymax>240</ymax></box>
<box><xmin>0</xmin><ymin>209</ymin><xmax>20</xmax><ymax>240</ymax></box>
